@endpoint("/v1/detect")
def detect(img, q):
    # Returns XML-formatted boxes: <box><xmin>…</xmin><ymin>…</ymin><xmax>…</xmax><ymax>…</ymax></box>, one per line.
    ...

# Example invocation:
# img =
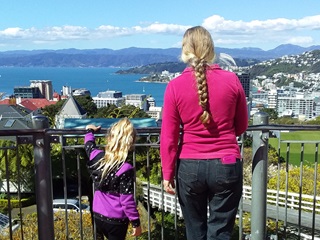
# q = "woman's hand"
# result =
<box><xmin>163</xmin><ymin>179</ymin><xmax>175</xmax><ymax>194</ymax></box>
<box><xmin>85</xmin><ymin>125</ymin><xmax>101</xmax><ymax>132</ymax></box>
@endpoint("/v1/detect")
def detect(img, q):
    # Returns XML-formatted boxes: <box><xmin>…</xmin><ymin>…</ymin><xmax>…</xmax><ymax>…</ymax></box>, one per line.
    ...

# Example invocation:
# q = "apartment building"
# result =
<box><xmin>278</xmin><ymin>95</ymin><xmax>314</xmax><ymax>119</ymax></box>
<box><xmin>30</xmin><ymin>80</ymin><xmax>53</xmax><ymax>100</ymax></box>
<box><xmin>92</xmin><ymin>90</ymin><xmax>124</xmax><ymax>108</ymax></box>
<box><xmin>125</xmin><ymin>94</ymin><xmax>147</xmax><ymax>111</ymax></box>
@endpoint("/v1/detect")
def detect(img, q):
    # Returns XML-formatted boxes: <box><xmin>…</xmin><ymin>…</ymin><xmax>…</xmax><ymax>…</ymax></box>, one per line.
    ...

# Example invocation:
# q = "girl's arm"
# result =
<box><xmin>84</xmin><ymin>125</ymin><xmax>103</xmax><ymax>161</ymax></box>
<box><xmin>118</xmin><ymin>167</ymin><xmax>141</xmax><ymax>233</ymax></box>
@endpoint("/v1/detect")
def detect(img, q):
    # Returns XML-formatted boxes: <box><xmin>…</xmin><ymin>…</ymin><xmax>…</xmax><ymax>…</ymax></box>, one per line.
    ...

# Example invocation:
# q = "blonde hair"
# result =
<box><xmin>181</xmin><ymin>26</ymin><xmax>215</xmax><ymax>125</ymax></box>
<box><xmin>96</xmin><ymin>118</ymin><xmax>137</xmax><ymax>180</ymax></box>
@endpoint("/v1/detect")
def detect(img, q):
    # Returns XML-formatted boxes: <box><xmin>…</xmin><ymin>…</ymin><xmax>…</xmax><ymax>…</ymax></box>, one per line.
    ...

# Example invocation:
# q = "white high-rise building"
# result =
<box><xmin>267</xmin><ymin>89</ymin><xmax>278</xmax><ymax>109</ymax></box>
<box><xmin>277</xmin><ymin>95</ymin><xmax>314</xmax><ymax>119</ymax></box>
<box><xmin>30</xmin><ymin>80</ymin><xmax>53</xmax><ymax>100</ymax></box>
<box><xmin>62</xmin><ymin>86</ymin><xmax>72</xmax><ymax>97</ymax></box>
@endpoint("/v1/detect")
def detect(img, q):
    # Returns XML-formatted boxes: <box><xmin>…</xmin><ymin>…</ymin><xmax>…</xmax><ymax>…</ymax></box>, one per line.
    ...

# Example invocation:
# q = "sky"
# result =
<box><xmin>1</xmin><ymin>0</ymin><xmax>320</xmax><ymax>52</ymax></box>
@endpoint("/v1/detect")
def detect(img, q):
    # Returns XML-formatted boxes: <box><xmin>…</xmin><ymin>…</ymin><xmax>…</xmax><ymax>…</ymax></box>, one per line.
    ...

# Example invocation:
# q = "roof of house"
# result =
<box><xmin>0</xmin><ymin>105</ymin><xmax>33</xmax><ymax>135</ymax></box>
<box><xmin>0</xmin><ymin>99</ymin><xmax>11</xmax><ymax>105</ymax></box>
<box><xmin>19</xmin><ymin>98</ymin><xmax>57</xmax><ymax>111</ymax></box>
<box><xmin>57</xmin><ymin>96</ymin><xmax>86</xmax><ymax>116</ymax></box>
<box><xmin>0</xmin><ymin>104</ymin><xmax>32</xmax><ymax>119</ymax></box>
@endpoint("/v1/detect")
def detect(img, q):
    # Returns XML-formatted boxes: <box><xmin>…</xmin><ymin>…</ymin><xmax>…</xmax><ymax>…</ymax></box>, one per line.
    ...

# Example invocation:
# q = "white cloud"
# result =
<box><xmin>1</xmin><ymin>27</ymin><xmax>25</xmax><ymax>37</ymax></box>
<box><xmin>142</xmin><ymin>23</ymin><xmax>188</xmax><ymax>34</ymax></box>
<box><xmin>0</xmin><ymin>15</ymin><xmax>319</xmax><ymax>49</ymax></box>
<box><xmin>286</xmin><ymin>36</ymin><xmax>314</xmax><ymax>45</ymax></box>
<box><xmin>202</xmin><ymin>15</ymin><xmax>320</xmax><ymax>48</ymax></box>
<box><xmin>202</xmin><ymin>15</ymin><xmax>320</xmax><ymax>33</ymax></box>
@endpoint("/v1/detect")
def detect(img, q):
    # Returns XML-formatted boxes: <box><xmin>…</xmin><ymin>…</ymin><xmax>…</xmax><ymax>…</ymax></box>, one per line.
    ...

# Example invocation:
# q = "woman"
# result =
<box><xmin>160</xmin><ymin>26</ymin><xmax>248</xmax><ymax>239</ymax></box>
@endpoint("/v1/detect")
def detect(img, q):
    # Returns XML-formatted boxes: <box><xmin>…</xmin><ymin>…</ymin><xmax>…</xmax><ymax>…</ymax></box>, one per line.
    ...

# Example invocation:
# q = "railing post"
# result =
<box><xmin>251</xmin><ymin>112</ymin><xmax>269</xmax><ymax>240</ymax></box>
<box><xmin>32</xmin><ymin>115</ymin><xmax>54</xmax><ymax>240</ymax></box>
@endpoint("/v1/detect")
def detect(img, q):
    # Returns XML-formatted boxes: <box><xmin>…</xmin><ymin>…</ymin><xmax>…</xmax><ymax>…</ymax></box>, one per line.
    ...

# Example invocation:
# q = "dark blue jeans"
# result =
<box><xmin>177</xmin><ymin>158</ymin><xmax>243</xmax><ymax>240</ymax></box>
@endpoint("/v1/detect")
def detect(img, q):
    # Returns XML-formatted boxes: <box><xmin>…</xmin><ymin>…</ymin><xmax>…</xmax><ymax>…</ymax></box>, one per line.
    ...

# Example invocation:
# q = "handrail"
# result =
<box><xmin>143</xmin><ymin>184</ymin><xmax>320</xmax><ymax>217</ymax></box>
<box><xmin>2</xmin><ymin>116</ymin><xmax>320</xmax><ymax>239</ymax></box>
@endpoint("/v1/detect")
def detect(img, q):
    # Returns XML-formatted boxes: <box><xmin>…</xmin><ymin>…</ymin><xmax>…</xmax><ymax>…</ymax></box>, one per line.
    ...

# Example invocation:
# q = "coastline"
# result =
<box><xmin>135</xmin><ymin>80</ymin><xmax>168</xmax><ymax>84</ymax></box>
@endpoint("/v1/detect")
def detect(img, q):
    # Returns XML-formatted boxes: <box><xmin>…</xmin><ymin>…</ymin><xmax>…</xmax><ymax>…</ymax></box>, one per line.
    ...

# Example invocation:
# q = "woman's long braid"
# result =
<box><xmin>181</xmin><ymin>26</ymin><xmax>215</xmax><ymax>125</ymax></box>
<box><xmin>193</xmin><ymin>58</ymin><xmax>211</xmax><ymax>125</ymax></box>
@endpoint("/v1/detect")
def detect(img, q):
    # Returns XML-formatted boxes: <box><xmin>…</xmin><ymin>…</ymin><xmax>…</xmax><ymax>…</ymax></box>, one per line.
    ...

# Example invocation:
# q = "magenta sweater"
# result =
<box><xmin>160</xmin><ymin>65</ymin><xmax>248</xmax><ymax>181</ymax></box>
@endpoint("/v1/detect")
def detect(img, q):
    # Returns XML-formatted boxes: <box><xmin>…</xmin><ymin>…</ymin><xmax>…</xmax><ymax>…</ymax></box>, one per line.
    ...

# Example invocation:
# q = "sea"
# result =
<box><xmin>0</xmin><ymin>67</ymin><xmax>168</xmax><ymax>106</ymax></box>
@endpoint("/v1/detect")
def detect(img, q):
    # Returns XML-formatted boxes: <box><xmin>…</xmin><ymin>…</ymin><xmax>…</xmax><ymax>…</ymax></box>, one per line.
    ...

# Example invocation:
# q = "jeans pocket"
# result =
<box><xmin>216</xmin><ymin>160</ymin><xmax>242</xmax><ymax>187</ymax></box>
<box><xmin>177</xmin><ymin>160</ymin><xmax>200</xmax><ymax>193</ymax></box>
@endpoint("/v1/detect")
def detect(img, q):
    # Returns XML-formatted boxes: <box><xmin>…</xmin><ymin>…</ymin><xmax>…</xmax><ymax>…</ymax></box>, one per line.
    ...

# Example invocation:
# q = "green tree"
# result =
<box><xmin>93</xmin><ymin>104</ymin><xmax>118</xmax><ymax>118</ymax></box>
<box><xmin>74</xmin><ymin>95</ymin><xmax>97</xmax><ymax>117</ymax></box>
<box><xmin>306</xmin><ymin>116</ymin><xmax>320</xmax><ymax>125</ymax></box>
<box><xmin>259</xmin><ymin>108</ymin><xmax>278</xmax><ymax>120</ymax></box>
<box><xmin>41</xmin><ymin>100</ymin><xmax>65</xmax><ymax>127</ymax></box>
<box><xmin>0</xmin><ymin>140</ymin><xmax>35</xmax><ymax>193</ymax></box>
<box><xmin>105</xmin><ymin>104</ymin><xmax>150</xmax><ymax>118</ymax></box>
<box><xmin>274</xmin><ymin>117</ymin><xmax>300</xmax><ymax>125</ymax></box>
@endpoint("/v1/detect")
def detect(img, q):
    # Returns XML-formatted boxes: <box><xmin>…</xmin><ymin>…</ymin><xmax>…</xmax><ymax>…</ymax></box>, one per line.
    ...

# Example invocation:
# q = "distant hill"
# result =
<box><xmin>0</xmin><ymin>44</ymin><xmax>319</xmax><ymax>68</ymax></box>
<box><xmin>116</xmin><ymin>62</ymin><xmax>187</xmax><ymax>75</ymax></box>
<box><xmin>248</xmin><ymin>49</ymin><xmax>320</xmax><ymax>78</ymax></box>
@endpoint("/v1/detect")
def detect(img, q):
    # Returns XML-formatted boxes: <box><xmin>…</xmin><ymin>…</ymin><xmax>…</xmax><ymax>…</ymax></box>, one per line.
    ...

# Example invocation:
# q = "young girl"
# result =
<box><xmin>84</xmin><ymin>118</ymin><xmax>141</xmax><ymax>240</ymax></box>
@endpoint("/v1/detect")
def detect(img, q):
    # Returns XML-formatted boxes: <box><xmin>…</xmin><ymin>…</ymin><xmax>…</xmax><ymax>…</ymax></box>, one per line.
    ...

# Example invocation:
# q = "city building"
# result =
<box><xmin>267</xmin><ymin>89</ymin><xmax>278</xmax><ymax>110</ymax></box>
<box><xmin>30</xmin><ymin>80</ymin><xmax>53</xmax><ymax>100</ymax></box>
<box><xmin>72</xmin><ymin>88</ymin><xmax>91</xmax><ymax>96</ymax></box>
<box><xmin>236</xmin><ymin>72</ymin><xmax>251</xmax><ymax>98</ymax></box>
<box><xmin>13</xmin><ymin>80</ymin><xmax>54</xmax><ymax>100</ymax></box>
<box><xmin>14</xmin><ymin>86</ymin><xmax>42</xmax><ymax>99</ymax></box>
<box><xmin>278</xmin><ymin>95</ymin><xmax>314</xmax><ymax>119</ymax></box>
<box><xmin>146</xmin><ymin>97</ymin><xmax>156</xmax><ymax>109</ymax></box>
<box><xmin>61</xmin><ymin>86</ymin><xmax>72</xmax><ymax>97</ymax></box>
<box><xmin>125</xmin><ymin>94</ymin><xmax>147</xmax><ymax>111</ymax></box>
<box><xmin>146</xmin><ymin>106</ymin><xmax>163</xmax><ymax>120</ymax></box>
<box><xmin>92</xmin><ymin>90</ymin><xmax>124</xmax><ymax>108</ymax></box>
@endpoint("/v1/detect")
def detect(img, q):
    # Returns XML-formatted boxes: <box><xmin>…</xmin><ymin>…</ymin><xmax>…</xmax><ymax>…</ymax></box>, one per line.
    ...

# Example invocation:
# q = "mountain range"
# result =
<box><xmin>0</xmin><ymin>44</ymin><xmax>320</xmax><ymax>68</ymax></box>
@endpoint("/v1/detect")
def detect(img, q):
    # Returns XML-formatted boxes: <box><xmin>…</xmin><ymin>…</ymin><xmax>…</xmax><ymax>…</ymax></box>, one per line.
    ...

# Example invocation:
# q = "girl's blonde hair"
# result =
<box><xmin>97</xmin><ymin>117</ymin><xmax>137</xmax><ymax>180</ymax></box>
<box><xmin>181</xmin><ymin>26</ymin><xmax>215</xmax><ymax>125</ymax></box>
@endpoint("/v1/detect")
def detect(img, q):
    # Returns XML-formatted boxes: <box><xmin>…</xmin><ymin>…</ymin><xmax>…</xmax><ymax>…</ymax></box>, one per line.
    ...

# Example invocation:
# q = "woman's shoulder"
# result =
<box><xmin>207</xmin><ymin>65</ymin><xmax>239</xmax><ymax>80</ymax></box>
<box><xmin>169</xmin><ymin>67</ymin><xmax>193</xmax><ymax>84</ymax></box>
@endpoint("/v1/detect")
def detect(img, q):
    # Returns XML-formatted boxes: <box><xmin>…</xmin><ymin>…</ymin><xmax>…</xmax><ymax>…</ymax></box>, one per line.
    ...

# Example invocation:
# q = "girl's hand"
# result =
<box><xmin>85</xmin><ymin>125</ymin><xmax>101</xmax><ymax>132</ymax></box>
<box><xmin>131</xmin><ymin>226</ymin><xmax>142</xmax><ymax>236</ymax></box>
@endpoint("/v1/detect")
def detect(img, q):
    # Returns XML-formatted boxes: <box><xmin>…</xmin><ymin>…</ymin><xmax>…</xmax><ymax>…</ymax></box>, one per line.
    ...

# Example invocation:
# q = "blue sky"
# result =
<box><xmin>1</xmin><ymin>0</ymin><xmax>320</xmax><ymax>51</ymax></box>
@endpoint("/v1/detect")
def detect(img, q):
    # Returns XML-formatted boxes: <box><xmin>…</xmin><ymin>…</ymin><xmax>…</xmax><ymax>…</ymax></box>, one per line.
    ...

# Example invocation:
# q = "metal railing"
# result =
<box><xmin>1</xmin><ymin>112</ymin><xmax>320</xmax><ymax>239</ymax></box>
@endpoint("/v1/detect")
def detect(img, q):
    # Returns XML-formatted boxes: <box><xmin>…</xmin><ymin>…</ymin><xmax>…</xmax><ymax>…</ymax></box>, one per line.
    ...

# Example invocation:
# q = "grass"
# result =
<box><xmin>269</xmin><ymin>131</ymin><xmax>320</xmax><ymax>166</ymax></box>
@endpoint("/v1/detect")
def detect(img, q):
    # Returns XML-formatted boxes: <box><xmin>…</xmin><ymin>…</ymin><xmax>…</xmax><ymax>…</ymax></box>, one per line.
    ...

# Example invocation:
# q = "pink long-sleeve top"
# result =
<box><xmin>160</xmin><ymin>64</ymin><xmax>248</xmax><ymax>181</ymax></box>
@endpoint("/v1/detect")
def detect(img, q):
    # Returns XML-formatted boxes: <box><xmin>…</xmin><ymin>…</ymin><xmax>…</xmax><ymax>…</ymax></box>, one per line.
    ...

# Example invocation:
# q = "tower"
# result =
<box><xmin>30</xmin><ymin>80</ymin><xmax>53</xmax><ymax>100</ymax></box>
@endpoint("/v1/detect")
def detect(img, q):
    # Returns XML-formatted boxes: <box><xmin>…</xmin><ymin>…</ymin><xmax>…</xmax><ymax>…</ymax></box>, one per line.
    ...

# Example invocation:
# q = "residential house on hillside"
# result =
<box><xmin>0</xmin><ymin>104</ymin><xmax>34</xmax><ymax>140</ymax></box>
<box><xmin>55</xmin><ymin>96</ymin><xmax>87</xmax><ymax>129</ymax></box>
<box><xmin>0</xmin><ymin>97</ymin><xmax>58</xmax><ymax>112</ymax></box>
<box><xmin>18</xmin><ymin>98</ymin><xmax>57</xmax><ymax>112</ymax></box>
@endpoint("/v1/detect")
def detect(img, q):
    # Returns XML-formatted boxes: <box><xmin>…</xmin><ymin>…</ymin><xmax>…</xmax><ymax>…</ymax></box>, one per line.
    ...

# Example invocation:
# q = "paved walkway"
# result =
<box><xmin>11</xmin><ymin>205</ymin><xmax>37</xmax><ymax>219</ymax></box>
<box><xmin>242</xmin><ymin>199</ymin><xmax>320</xmax><ymax>230</ymax></box>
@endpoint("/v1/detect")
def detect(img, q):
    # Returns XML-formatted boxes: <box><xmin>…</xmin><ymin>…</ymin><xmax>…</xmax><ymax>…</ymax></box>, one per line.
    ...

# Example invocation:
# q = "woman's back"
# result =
<box><xmin>161</xmin><ymin>64</ymin><xmax>248</xmax><ymax>159</ymax></box>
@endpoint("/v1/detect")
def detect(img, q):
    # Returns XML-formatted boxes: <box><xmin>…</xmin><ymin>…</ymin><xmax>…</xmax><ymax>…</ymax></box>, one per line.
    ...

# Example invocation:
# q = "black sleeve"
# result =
<box><xmin>85</xmin><ymin>140</ymin><xmax>96</xmax><ymax>159</ymax></box>
<box><xmin>119</xmin><ymin>169</ymin><xmax>134</xmax><ymax>194</ymax></box>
